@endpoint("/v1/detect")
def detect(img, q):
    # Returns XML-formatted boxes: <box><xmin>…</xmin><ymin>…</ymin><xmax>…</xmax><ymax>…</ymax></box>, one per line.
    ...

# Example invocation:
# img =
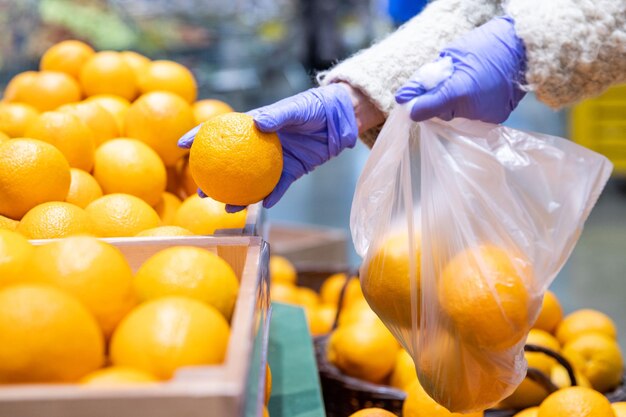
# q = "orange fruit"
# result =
<box><xmin>556</xmin><ymin>309</ymin><xmax>617</xmax><ymax>345</ymax></box>
<box><xmin>66</xmin><ymin>168</ymin><xmax>103</xmax><ymax>208</ymax></box>
<box><xmin>189</xmin><ymin>112</ymin><xmax>283</xmax><ymax>205</ymax></box>
<box><xmin>134</xmin><ymin>246</ymin><xmax>239</xmax><ymax>320</ymax></box>
<box><xmin>58</xmin><ymin>101</ymin><xmax>119</xmax><ymax>145</ymax></box>
<box><xmin>93</xmin><ymin>138</ymin><xmax>166</xmax><ymax>206</ymax></box>
<box><xmin>513</xmin><ymin>408</ymin><xmax>538</xmax><ymax>417</ymax></box>
<box><xmin>8</xmin><ymin>71</ymin><xmax>82</xmax><ymax>112</ymax></box>
<box><xmin>40</xmin><ymin>40</ymin><xmax>95</xmax><ymax>79</ymax></box>
<box><xmin>362</xmin><ymin>232</ymin><xmax>420</xmax><ymax>332</ymax></box>
<box><xmin>85</xmin><ymin>194</ymin><xmax>160</xmax><ymax>237</ymax></box>
<box><xmin>178</xmin><ymin>156</ymin><xmax>198</xmax><ymax>197</ymax></box>
<box><xmin>17</xmin><ymin>202</ymin><xmax>93</xmax><ymax>239</ymax></box>
<box><xmin>337</xmin><ymin>298</ymin><xmax>381</xmax><ymax>327</ymax></box>
<box><xmin>2</xmin><ymin>71</ymin><xmax>38</xmax><ymax>102</ymax></box>
<box><xmin>174</xmin><ymin>194</ymin><xmax>247</xmax><ymax>235</ymax></box>
<box><xmin>416</xmin><ymin>325</ymin><xmax>524</xmax><ymax>413</ymax></box>
<box><xmin>321</xmin><ymin>273</ymin><xmax>364</xmax><ymax>308</ymax></box>
<box><xmin>85</xmin><ymin>94</ymin><xmax>131</xmax><ymax>132</ymax></box>
<box><xmin>110</xmin><ymin>296</ymin><xmax>230</xmax><ymax>380</ymax></box>
<box><xmin>0</xmin><ymin>230</ymin><xmax>33</xmax><ymax>288</ymax></box>
<box><xmin>270</xmin><ymin>255</ymin><xmax>297</xmax><ymax>284</ymax></box>
<box><xmin>439</xmin><ymin>244</ymin><xmax>533</xmax><ymax>350</ymax></box>
<box><xmin>25</xmin><ymin>236</ymin><xmax>135</xmax><ymax>338</ymax></box>
<box><xmin>192</xmin><ymin>99</ymin><xmax>233</xmax><ymax>125</ymax></box>
<box><xmin>120</xmin><ymin>51</ymin><xmax>151</xmax><ymax>79</ymax></box>
<box><xmin>79</xmin><ymin>51</ymin><xmax>138</xmax><ymax>100</ymax></box>
<box><xmin>124</xmin><ymin>91</ymin><xmax>194</xmax><ymax>166</ymax></box>
<box><xmin>327</xmin><ymin>319</ymin><xmax>399</xmax><ymax>384</ymax></box>
<box><xmin>551</xmin><ymin>363</ymin><xmax>592</xmax><ymax>389</ymax></box>
<box><xmin>349</xmin><ymin>409</ymin><xmax>398</xmax><ymax>417</ymax></box>
<box><xmin>307</xmin><ymin>304</ymin><xmax>337</xmax><ymax>336</ymax></box>
<box><xmin>613</xmin><ymin>403</ymin><xmax>626</xmax><ymax>417</ymax></box>
<box><xmin>389</xmin><ymin>349</ymin><xmax>417</xmax><ymax>390</ymax></box>
<box><xmin>270</xmin><ymin>282</ymin><xmax>300</xmax><ymax>305</ymax></box>
<box><xmin>562</xmin><ymin>332</ymin><xmax>623</xmax><ymax>392</ymax></box>
<box><xmin>296</xmin><ymin>287</ymin><xmax>319</xmax><ymax>309</ymax></box>
<box><xmin>138</xmin><ymin>60</ymin><xmax>197</xmax><ymax>103</ymax></box>
<box><xmin>537</xmin><ymin>386</ymin><xmax>616</xmax><ymax>417</ymax></box>
<box><xmin>154</xmin><ymin>192</ymin><xmax>182</xmax><ymax>225</ymax></box>
<box><xmin>0</xmin><ymin>102</ymin><xmax>39</xmax><ymax>137</ymax></box>
<box><xmin>0</xmin><ymin>215</ymin><xmax>19</xmax><ymax>231</ymax></box>
<box><xmin>0</xmin><ymin>138</ymin><xmax>71</xmax><ymax>219</ymax></box>
<box><xmin>402</xmin><ymin>379</ymin><xmax>484</xmax><ymax>417</ymax></box>
<box><xmin>25</xmin><ymin>110</ymin><xmax>96</xmax><ymax>171</ymax></box>
<box><xmin>135</xmin><ymin>226</ymin><xmax>194</xmax><ymax>237</ymax></box>
<box><xmin>81</xmin><ymin>366</ymin><xmax>158</xmax><ymax>386</ymax></box>
<box><xmin>533</xmin><ymin>290</ymin><xmax>563</xmax><ymax>334</ymax></box>
<box><xmin>0</xmin><ymin>284</ymin><xmax>104</xmax><ymax>383</ymax></box>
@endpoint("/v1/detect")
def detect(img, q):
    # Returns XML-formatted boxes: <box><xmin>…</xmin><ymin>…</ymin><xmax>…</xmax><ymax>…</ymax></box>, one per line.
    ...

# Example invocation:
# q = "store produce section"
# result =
<box><xmin>0</xmin><ymin>23</ymin><xmax>623</xmax><ymax>417</ymax></box>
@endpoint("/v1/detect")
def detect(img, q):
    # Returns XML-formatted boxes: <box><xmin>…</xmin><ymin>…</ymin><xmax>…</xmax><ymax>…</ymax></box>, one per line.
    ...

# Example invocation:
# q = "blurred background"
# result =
<box><xmin>1</xmin><ymin>0</ymin><xmax>625</xmax><ymax>346</ymax></box>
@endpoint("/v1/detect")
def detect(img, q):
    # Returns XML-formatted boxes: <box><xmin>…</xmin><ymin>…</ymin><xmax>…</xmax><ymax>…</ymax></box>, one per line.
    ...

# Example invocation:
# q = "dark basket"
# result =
<box><xmin>315</xmin><ymin>335</ymin><xmax>626</xmax><ymax>417</ymax></box>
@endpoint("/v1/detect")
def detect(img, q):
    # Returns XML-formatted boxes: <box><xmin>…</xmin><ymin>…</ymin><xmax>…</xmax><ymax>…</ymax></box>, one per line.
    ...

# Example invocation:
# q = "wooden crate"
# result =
<box><xmin>0</xmin><ymin>236</ymin><xmax>271</xmax><ymax>417</ymax></box>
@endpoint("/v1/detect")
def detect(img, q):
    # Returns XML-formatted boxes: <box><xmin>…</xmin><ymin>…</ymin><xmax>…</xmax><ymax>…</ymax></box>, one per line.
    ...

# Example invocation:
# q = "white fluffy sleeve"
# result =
<box><xmin>507</xmin><ymin>0</ymin><xmax>626</xmax><ymax>108</ymax></box>
<box><xmin>318</xmin><ymin>0</ymin><xmax>502</xmax><ymax>147</ymax></box>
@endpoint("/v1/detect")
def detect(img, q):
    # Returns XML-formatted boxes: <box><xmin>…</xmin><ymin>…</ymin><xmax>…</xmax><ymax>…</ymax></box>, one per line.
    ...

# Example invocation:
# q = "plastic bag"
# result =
<box><xmin>351</xmin><ymin>107</ymin><xmax>612</xmax><ymax>412</ymax></box>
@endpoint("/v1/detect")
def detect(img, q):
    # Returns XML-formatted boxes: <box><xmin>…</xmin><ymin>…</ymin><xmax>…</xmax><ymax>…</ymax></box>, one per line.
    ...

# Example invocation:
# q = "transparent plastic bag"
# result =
<box><xmin>351</xmin><ymin>107</ymin><xmax>612</xmax><ymax>412</ymax></box>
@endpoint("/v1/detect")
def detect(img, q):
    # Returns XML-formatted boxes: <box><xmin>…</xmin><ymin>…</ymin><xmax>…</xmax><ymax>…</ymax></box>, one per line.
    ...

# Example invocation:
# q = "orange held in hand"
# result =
<box><xmin>189</xmin><ymin>112</ymin><xmax>283</xmax><ymax>206</ymax></box>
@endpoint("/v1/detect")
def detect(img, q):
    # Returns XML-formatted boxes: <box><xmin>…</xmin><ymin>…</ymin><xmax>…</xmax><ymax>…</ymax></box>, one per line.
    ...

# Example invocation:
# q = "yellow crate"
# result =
<box><xmin>571</xmin><ymin>84</ymin><xmax>626</xmax><ymax>174</ymax></box>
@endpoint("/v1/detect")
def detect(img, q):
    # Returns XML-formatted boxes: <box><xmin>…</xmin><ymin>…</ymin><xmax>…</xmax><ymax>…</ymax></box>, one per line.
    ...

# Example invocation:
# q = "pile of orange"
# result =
<box><xmin>268</xmin><ymin>255</ymin><xmax>368</xmax><ymax>337</ymax></box>
<box><xmin>343</xmin><ymin>286</ymin><xmax>626</xmax><ymax>417</ymax></box>
<box><xmin>0</xmin><ymin>39</ymin><xmax>246</xmax><ymax>238</ymax></box>
<box><xmin>0</xmin><ymin>231</ymin><xmax>239</xmax><ymax>385</ymax></box>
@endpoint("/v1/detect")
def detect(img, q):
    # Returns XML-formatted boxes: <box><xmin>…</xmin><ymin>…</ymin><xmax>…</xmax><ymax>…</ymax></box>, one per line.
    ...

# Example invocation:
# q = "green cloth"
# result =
<box><xmin>267</xmin><ymin>303</ymin><xmax>326</xmax><ymax>417</ymax></box>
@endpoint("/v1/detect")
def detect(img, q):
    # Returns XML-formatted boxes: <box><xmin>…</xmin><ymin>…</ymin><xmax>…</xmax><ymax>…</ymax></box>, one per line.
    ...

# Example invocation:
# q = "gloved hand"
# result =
<box><xmin>395</xmin><ymin>16</ymin><xmax>527</xmax><ymax>123</ymax></box>
<box><xmin>178</xmin><ymin>83</ymin><xmax>358</xmax><ymax>212</ymax></box>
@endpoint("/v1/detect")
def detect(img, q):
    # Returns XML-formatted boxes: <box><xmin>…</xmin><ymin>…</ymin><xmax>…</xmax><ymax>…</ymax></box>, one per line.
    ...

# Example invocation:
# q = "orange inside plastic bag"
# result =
<box><xmin>352</xmin><ymin>108</ymin><xmax>612</xmax><ymax>412</ymax></box>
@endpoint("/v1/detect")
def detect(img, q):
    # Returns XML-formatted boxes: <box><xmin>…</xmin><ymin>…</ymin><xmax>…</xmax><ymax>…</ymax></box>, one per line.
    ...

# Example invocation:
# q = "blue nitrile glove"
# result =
<box><xmin>395</xmin><ymin>16</ymin><xmax>527</xmax><ymax>123</ymax></box>
<box><xmin>179</xmin><ymin>83</ymin><xmax>358</xmax><ymax>213</ymax></box>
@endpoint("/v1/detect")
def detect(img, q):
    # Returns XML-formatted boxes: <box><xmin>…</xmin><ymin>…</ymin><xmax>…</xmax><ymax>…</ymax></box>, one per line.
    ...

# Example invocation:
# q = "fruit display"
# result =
<box><xmin>0</xmin><ymin>39</ymin><xmax>253</xmax><ymax>238</ymax></box>
<box><xmin>0</xmin><ymin>231</ymin><xmax>239</xmax><ymax>384</ymax></box>
<box><xmin>0</xmin><ymin>232</ymin><xmax>270</xmax><ymax>416</ymax></box>
<box><xmin>326</xmin><ymin>285</ymin><xmax>626</xmax><ymax>417</ymax></box>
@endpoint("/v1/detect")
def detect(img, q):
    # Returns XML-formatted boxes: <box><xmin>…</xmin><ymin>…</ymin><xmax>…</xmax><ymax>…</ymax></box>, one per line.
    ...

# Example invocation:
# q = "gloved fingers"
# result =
<box><xmin>225</xmin><ymin>204</ymin><xmax>247</xmax><ymax>213</ymax></box>
<box><xmin>395</xmin><ymin>79</ymin><xmax>428</xmax><ymax>104</ymax></box>
<box><xmin>262</xmin><ymin>172</ymin><xmax>298</xmax><ymax>209</ymax></box>
<box><xmin>197</xmin><ymin>188</ymin><xmax>207</xmax><ymax>198</ymax></box>
<box><xmin>178</xmin><ymin>124</ymin><xmax>201</xmax><ymax>149</ymax></box>
<box><xmin>252</xmin><ymin>92</ymin><xmax>319</xmax><ymax>133</ymax></box>
<box><xmin>407</xmin><ymin>84</ymin><xmax>455</xmax><ymax>122</ymax></box>
<box><xmin>253</xmin><ymin>105</ymin><xmax>300</xmax><ymax>133</ymax></box>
